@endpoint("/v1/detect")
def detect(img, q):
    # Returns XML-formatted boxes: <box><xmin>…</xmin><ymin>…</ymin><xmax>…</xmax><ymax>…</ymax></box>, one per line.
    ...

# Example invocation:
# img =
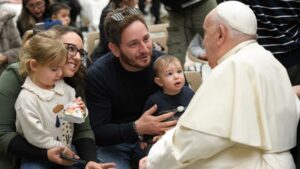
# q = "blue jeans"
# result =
<box><xmin>97</xmin><ymin>142</ymin><xmax>146</xmax><ymax>169</ymax></box>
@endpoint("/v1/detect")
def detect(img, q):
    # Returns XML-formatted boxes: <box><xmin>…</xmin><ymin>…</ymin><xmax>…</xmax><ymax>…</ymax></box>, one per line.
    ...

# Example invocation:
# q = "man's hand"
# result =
<box><xmin>85</xmin><ymin>161</ymin><xmax>116</xmax><ymax>169</ymax></box>
<box><xmin>293</xmin><ymin>85</ymin><xmax>300</xmax><ymax>97</ymax></box>
<box><xmin>47</xmin><ymin>146</ymin><xmax>77</xmax><ymax>166</ymax></box>
<box><xmin>135</xmin><ymin>105</ymin><xmax>177</xmax><ymax>135</ymax></box>
<box><xmin>139</xmin><ymin>156</ymin><xmax>148</xmax><ymax>169</ymax></box>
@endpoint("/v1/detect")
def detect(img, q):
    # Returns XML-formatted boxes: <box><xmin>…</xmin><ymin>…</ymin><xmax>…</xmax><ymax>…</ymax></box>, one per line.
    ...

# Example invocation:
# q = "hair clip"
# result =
<box><xmin>111</xmin><ymin>13</ymin><xmax>125</xmax><ymax>22</ymax></box>
<box><xmin>127</xmin><ymin>8</ymin><xmax>140</xmax><ymax>15</ymax></box>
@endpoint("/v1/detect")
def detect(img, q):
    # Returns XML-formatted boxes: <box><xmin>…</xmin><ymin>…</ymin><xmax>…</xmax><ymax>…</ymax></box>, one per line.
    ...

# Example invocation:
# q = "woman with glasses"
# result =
<box><xmin>0</xmin><ymin>25</ymin><xmax>116</xmax><ymax>169</ymax></box>
<box><xmin>17</xmin><ymin>0</ymin><xmax>51</xmax><ymax>36</ymax></box>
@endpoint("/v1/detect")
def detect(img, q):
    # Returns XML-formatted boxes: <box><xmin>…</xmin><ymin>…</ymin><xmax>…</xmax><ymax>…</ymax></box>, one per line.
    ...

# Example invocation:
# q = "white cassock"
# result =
<box><xmin>147</xmin><ymin>40</ymin><xmax>299</xmax><ymax>169</ymax></box>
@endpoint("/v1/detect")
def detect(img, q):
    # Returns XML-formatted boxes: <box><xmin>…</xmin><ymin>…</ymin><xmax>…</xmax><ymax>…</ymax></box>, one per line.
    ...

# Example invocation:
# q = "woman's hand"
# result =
<box><xmin>85</xmin><ymin>161</ymin><xmax>116</xmax><ymax>169</ymax></box>
<box><xmin>47</xmin><ymin>146</ymin><xmax>77</xmax><ymax>166</ymax></box>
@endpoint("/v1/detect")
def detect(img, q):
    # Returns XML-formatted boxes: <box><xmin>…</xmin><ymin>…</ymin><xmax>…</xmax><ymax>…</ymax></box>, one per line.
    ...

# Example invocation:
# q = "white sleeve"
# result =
<box><xmin>147</xmin><ymin>126</ymin><xmax>234</xmax><ymax>169</ymax></box>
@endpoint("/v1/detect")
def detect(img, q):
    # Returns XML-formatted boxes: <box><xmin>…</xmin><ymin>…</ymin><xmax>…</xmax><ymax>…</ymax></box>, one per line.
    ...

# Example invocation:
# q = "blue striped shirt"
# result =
<box><xmin>226</xmin><ymin>0</ymin><xmax>300</xmax><ymax>56</ymax></box>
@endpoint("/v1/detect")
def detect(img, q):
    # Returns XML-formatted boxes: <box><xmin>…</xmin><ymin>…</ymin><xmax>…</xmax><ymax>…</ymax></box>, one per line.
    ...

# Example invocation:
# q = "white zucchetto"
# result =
<box><xmin>216</xmin><ymin>1</ymin><xmax>257</xmax><ymax>35</ymax></box>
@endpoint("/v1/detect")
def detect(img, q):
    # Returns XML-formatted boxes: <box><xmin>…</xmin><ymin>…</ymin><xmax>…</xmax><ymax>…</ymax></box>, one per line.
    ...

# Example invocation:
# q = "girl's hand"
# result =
<box><xmin>75</xmin><ymin>97</ymin><xmax>85</xmax><ymax>110</ymax></box>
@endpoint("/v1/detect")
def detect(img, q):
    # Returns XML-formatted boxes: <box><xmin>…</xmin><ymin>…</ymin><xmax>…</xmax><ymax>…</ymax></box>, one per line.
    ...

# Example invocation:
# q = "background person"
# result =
<box><xmin>54</xmin><ymin>0</ymin><xmax>82</xmax><ymax>27</ymax></box>
<box><xmin>17</xmin><ymin>0</ymin><xmax>51</xmax><ymax>36</ymax></box>
<box><xmin>50</xmin><ymin>2</ymin><xmax>71</xmax><ymax>26</ymax></box>
<box><xmin>159</xmin><ymin>0</ymin><xmax>217</xmax><ymax>64</ymax></box>
<box><xmin>140</xmin><ymin>1</ymin><xmax>299</xmax><ymax>168</ymax></box>
<box><xmin>0</xmin><ymin>8</ymin><xmax>22</xmax><ymax>74</ymax></box>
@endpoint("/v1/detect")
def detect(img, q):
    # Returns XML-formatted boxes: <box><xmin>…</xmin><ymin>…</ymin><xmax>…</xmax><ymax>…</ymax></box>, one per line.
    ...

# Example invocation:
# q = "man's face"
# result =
<box><xmin>155</xmin><ymin>61</ymin><xmax>185</xmax><ymax>95</ymax></box>
<box><xmin>203</xmin><ymin>13</ymin><xmax>220</xmax><ymax>68</ymax></box>
<box><xmin>117</xmin><ymin>20</ymin><xmax>153</xmax><ymax>72</ymax></box>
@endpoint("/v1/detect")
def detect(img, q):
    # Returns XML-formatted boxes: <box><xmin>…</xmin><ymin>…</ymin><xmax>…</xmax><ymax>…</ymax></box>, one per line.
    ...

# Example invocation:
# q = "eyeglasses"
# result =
<box><xmin>26</xmin><ymin>1</ymin><xmax>45</xmax><ymax>10</ymax></box>
<box><xmin>64</xmin><ymin>43</ymin><xmax>88</xmax><ymax>61</ymax></box>
<box><xmin>111</xmin><ymin>7</ymin><xmax>141</xmax><ymax>22</ymax></box>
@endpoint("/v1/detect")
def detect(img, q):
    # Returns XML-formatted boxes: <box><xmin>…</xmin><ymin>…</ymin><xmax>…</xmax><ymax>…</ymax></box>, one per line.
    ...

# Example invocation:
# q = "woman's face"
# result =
<box><xmin>26</xmin><ymin>0</ymin><xmax>46</xmax><ymax>20</ymax></box>
<box><xmin>61</xmin><ymin>32</ymin><xmax>83</xmax><ymax>77</ymax></box>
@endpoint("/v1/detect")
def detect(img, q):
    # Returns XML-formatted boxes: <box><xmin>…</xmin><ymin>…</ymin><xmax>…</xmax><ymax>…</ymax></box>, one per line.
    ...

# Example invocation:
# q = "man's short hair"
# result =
<box><xmin>104</xmin><ymin>7</ymin><xmax>146</xmax><ymax>45</ymax></box>
<box><xmin>50</xmin><ymin>2</ymin><xmax>70</xmax><ymax>16</ymax></box>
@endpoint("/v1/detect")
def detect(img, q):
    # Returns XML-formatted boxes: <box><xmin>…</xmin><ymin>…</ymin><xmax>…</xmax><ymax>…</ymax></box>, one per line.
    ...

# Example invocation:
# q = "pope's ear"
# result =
<box><xmin>154</xmin><ymin>77</ymin><xmax>163</xmax><ymax>87</ymax></box>
<box><xmin>108</xmin><ymin>42</ymin><xmax>120</xmax><ymax>58</ymax></box>
<box><xmin>217</xmin><ymin>24</ymin><xmax>227</xmax><ymax>46</ymax></box>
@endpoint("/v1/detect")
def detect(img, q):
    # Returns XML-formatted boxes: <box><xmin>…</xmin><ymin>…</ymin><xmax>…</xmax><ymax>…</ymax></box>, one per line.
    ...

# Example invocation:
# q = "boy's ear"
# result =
<box><xmin>51</xmin><ymin>15</ymin><xmax>57</xmax><ymax>20</ymax></box>
<box><xmin>154</xmin><ymin>77</ymin><xmax>163</xmax><ymax>87</ymax></box>
<box><xmin>108</xmin><ymin>42</ymin><xmax>120</xmax><ymax>58</ymax></box>
<box><xmin>29</xmin><ymin>59</ymin><xmax>39</xmax><ymax>72</ymax></box>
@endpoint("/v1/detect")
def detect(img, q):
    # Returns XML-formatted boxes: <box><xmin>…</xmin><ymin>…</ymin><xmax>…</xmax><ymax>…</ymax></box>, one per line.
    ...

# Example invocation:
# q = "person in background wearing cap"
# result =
<box><xmin>139</xmin><ymin>1</ymin><xmax>299</xmax><ymax>169</ymax></box>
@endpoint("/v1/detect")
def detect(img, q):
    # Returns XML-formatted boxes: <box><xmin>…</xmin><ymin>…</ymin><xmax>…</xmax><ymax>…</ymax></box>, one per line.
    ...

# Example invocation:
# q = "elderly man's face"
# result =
<box><xmin>203</xmin><ymin>13</ymin><xmax>220</xmax><ymax>68</ymax></box>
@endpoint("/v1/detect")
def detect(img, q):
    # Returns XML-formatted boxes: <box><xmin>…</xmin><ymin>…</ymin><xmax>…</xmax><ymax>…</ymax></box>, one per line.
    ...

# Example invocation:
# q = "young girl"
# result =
<box><xmin>15</xmin><ymin>29</ymin><xmax>83</xmax><ymax>168</ymax></box>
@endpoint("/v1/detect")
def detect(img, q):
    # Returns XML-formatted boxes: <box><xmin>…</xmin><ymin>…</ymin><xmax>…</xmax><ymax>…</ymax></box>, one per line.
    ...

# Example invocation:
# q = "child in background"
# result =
<box><xmin>141</xmin><ymin>55</ymin><xmax>194</xmax><ymax>152</ymax></box>
<box><xmin>50</xmin><ymin>2</ymin><xmax>71</xmax><ymax>26</ymax></box>
<box><xmin>15</xmin><ymin>29</ymin><xmax>84</xmax><ymax>168</ymax></box>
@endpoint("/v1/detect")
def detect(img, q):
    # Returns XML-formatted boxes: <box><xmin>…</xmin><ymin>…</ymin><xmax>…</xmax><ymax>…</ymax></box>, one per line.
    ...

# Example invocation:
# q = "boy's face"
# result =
<box><xmin>155</xmin><ymin>61</ymin><xmax>185</xmax><ymax>95</ymax></box>
<box><xmin>53</xmin><ymin>9</ymin><xmax>70</xmax><ymax>26</ymax></box>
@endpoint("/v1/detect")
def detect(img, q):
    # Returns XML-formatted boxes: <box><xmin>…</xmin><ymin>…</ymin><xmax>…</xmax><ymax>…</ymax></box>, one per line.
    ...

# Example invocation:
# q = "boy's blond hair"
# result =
<box><xmin>153</xmin><ymin>54</ymin><xmax>183</xmax><ymax>77</ymax></box>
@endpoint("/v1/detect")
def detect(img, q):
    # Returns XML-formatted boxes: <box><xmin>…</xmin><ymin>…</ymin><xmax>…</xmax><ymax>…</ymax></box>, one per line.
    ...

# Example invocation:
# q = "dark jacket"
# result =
<box><xmin>161</xmin><ymin>0</ymin><xmax>204</xmax><ymax>11</ymax></box>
